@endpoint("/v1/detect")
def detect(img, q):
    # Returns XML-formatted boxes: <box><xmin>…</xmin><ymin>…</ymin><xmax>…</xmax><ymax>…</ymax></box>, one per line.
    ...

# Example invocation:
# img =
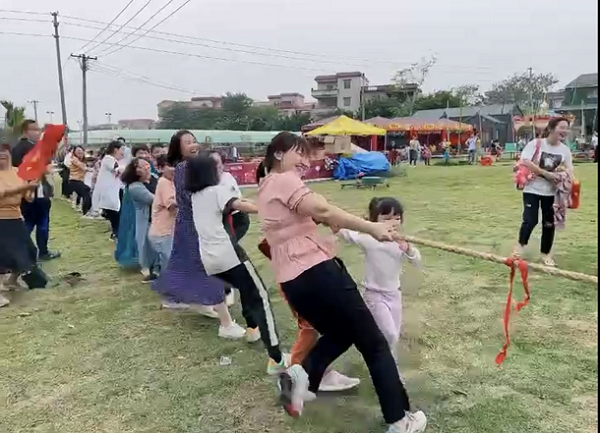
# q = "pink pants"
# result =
<box><xmin>364</xmin><ymin>289</ymin><xmax>403</xmax><ymax>358</ymax></box>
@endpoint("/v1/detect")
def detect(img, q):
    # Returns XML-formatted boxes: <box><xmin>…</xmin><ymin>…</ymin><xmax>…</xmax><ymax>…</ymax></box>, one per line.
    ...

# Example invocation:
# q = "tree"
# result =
<box><xmin>363</xmin><ymin>97</ymin><xmax>410</xmax><ymax>119</ymax></box>
<box><xmin>413</xmin><ymin>91</ymin><xmax>464</xmax><ymax>111</ymax></box>
<box><xmin>485</xmin><ymin>72</ymin><xmax>558</xmax><ymax>114</ymax></box>
<box><xmin>392</xmin><ymin>55</ymin><xmax>437</xmax><ymax>115</ymax></box>
<box><xmin>218</xmin><ymin>92</ymin><xmax>255</xmax><ymax>130</ymax></box>
<box><xmin>275</xmin><ymin>112</ymin><xmax>313</xmax><ymax>131</ymax></box>
<box><xmin>1</xmin><ymin>100</ymin><xmax>27</xmax><ymax>137</ymax></box>
<box><xmin>247</xmin><ymin>106</ymin><xmax>280</xmax><ymax>131</ymax></box>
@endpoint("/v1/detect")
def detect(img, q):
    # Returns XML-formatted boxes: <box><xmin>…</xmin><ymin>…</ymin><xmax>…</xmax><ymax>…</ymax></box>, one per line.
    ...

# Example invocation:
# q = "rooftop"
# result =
<box><xmin>314</xmin><ymin>71</ymin><xmax>364</xmax><ymax>82</ymax></box>
<box><xmin>412</xmin><ymin>104</ymin><xmax>523</xmax><ymax>120</ymax></box>
<box><xmin>565</xmin><ymin>73</ymin><xmax>598</xmax><ymax>89</ymax></box>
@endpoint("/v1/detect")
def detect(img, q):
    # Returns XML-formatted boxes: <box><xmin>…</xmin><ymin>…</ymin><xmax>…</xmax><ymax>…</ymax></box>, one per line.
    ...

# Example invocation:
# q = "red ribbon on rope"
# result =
<box><xmin>496</xmin><ymin>257</ymin><xmax>531</xmax><ymax>365</ymax></box>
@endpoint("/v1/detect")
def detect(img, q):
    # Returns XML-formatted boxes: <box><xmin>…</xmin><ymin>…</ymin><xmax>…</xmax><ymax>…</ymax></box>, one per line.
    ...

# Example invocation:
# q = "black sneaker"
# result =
<box><xmin>39</xmin><ymin>252</ymin><xmax>61</xmax><ymax>262</ymax></box>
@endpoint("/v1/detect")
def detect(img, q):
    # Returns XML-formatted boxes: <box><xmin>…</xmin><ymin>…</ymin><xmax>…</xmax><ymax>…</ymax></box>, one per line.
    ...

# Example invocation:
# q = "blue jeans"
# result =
<box><xmin>148</xmin><ymin>234</ymin><xmax>173</xmax><ymax>273</ymax></box>
<box><xmin>21</xmin><ymin>198</ymin><xmax>51</xmax><ymax>257</ymax></box>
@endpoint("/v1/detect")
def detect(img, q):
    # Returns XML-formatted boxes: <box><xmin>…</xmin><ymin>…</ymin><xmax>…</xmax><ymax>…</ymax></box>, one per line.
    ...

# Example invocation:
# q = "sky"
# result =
<box><xmin>1</xmin><ymin>0</ymin><xmax>598</xmax><ymax>125</ymax></box>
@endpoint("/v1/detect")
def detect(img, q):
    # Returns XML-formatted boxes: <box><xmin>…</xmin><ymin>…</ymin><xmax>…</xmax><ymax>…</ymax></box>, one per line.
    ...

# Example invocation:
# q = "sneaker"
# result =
<box><xmin>226</xmin><ymin>290</ymin><xmax>235</xmax><ymax>307</ymax></box>
<box><xmin>246</xmin><ymin>327</ymin><xmax>261</xmax><ymax>343</ymax></box>
<box><xmin>39</xmin><ymin>252</ymin><xmax>61</xmax><ymax>262</ymax></box>
<box><xmin>388</xmin><ymin>411</ymin><xmax>428</xmax><ymax>433</ymax></box>
<box><xmin>194</xmin><ymin>305</ymin><xmax>220</xmax><ymax>319</ymax></box>
<box><xmin>279</xmin><ymin>365</ymin><xmax>310</xmax><ymax>418</ymax></box>
<box><xmin>218</xmin><ymin>322</ymin><xmax>246</xmax><ymax>340</ymax></box>
<box><xmin>161</xmin><ymin>301</ymin><xmax>193</xmax><ymax>311</ymax></box>
<box><xmin>267</xmin><ymin>353</ymin><xmax>291</xmax><ymax>376</ymax></box>
<box><xmin>318</xmin><ymin>370</ymin><xmax>361</xmax><ymax>392</ymax></box>
<box><xmin>141</xmin><ymin>274</ymin><xmax>157</xmax><ymax>284</ymax></box>
<box><xmin>0</xmin><ymin>294</ymin><xmax>10</xmax><ymax>308</ymax></box>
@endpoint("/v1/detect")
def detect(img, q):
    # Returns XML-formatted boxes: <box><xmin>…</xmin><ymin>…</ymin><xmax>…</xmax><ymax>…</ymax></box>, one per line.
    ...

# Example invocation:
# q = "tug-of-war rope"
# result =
<box><xmin>401</xmin><ymin>236</ymin><xmax>598</xmax><ymax>365</ymax></box>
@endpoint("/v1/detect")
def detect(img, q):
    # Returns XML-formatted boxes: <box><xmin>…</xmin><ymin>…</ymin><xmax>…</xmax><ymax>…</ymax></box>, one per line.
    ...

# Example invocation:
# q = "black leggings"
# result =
<box><xmin>281</xmin><ymin>258</ymin><xmax>409</xmax><ymax>424</ymax></box>
<box><xmin>60</xmin><ymin>167</ymin><xmax>71</xmax><ymax>198</ymax></box>
<box><xmin>518</xmin><ymin>193</ymin><xmax>556</xmax><ymax>254</ymax></box>
<box><xmin>216</xmin><ymin>260</ymin><xmax>282</xmax><ymax>363</ymax></box>
<box><xmin>409</xmin><ymin>150</ymin><xmax>418</xmax><ymax>166</ymax></box>
<box><xmin>69</xmin><ymin>180</ymin><xmax>91</xmax><ymax>215</ymax></box>
<box><xmin>103</xmin><ymin>210</ymin><xmax>120</xmax><ymax>236</ymax></box>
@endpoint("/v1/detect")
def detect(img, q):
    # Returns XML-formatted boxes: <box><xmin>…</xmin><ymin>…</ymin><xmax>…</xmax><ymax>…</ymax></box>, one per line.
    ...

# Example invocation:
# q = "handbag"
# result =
<box><xmin>569</xmin><ymin>178</ymin><xmax>581</xmax><ymax>210</ymax></box>
<box><xmin>514</xmin><ymin>139</ymin><xmax>542</xmax><ymax>190</ymax></box>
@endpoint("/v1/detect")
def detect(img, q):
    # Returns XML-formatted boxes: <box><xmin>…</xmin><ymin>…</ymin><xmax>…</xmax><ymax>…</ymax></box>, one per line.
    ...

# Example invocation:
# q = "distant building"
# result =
<box><xmin>310</xmin><ymin>72</ymin><xmax>419</xmax><ymax>120</ymax></box>
<box><xmin>554</xmin><ymin>73</ymin><xmax>598</xmax><ymax>136</ymax></box>
<box><xmin>157</xmin><ymin>96</ymin><xmax>224</xmax><ymax>117</ymax></box>
<box><xmin>254</xmin><ymin>93</ymin><xmax>316</xmax><ymax>117</ymax></box>
<box><xmin>547</xmin><ymin>90</ymin><xmax>566</xmax><ymax>110</ymax></box>
<box><xmin>118</xmin><ymin>119</ymin><xmax>156</xmax><ymax>130</ymax></box>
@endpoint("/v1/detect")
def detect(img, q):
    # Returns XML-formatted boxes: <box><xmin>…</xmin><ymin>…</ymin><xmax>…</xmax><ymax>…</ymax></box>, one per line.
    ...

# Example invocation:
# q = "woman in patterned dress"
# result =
<box><xmin>153</xmin><ymin>131</ymin><xmax>246</xmax><ymax>340</ymax></box>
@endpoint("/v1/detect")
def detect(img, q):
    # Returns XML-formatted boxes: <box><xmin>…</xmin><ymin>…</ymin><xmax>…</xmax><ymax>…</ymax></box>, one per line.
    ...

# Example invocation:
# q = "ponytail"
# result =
<box><xmin>256</xmin><ymin>161</ymin><xmax>268</xmax><ymax>184</ymax></box>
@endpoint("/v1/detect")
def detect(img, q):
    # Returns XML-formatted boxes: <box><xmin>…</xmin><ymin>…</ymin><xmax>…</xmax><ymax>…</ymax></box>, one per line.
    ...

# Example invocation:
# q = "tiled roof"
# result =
<box><xmin>565</xmin><ymin>73</ymin><xmax>598</xmax><ymax>89</ymax></box>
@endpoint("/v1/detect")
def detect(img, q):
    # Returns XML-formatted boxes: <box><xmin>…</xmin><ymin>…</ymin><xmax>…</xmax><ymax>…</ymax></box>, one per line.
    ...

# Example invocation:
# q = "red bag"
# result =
<box><xmin>569</xmin><ymin>178</ymin><xmax>581</xmax><ymax>210</ymax></box>
<box><xmin>514</xmin><ymin>139</ymin><xmax>542</xmax><ymax>190</ymax></box>
<box><xmin>17</xmin><ymin>124</ymin><xmax>67</xmax><ymax>181</ymax></box>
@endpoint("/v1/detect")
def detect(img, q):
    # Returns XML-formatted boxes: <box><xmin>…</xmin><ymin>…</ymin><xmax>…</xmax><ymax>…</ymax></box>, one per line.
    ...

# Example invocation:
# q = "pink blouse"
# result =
<box><xmin>258</xmin><ymin>171</ymin><xmax>335</xmax><ymax>283</ymax></box>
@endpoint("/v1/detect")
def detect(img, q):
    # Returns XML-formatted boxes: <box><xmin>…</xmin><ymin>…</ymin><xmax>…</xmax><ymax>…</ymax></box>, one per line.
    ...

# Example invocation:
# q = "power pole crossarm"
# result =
<box><xmin>52</xmin><ymin>12</ymin><xmax>68</xmax><ymax>126</ymax></box>
<box><xmin>71</xmin><ymin>54</ymin><xmax>97</xmax><ymax>146</ymax></box>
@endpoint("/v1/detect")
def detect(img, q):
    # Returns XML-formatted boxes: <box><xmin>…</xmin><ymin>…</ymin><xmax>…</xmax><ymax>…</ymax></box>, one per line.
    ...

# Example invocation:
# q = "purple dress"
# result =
<box><xmin>153</xmin><ymin>161</ymin><xmax>226</xmax><ymax>305</ymax></box>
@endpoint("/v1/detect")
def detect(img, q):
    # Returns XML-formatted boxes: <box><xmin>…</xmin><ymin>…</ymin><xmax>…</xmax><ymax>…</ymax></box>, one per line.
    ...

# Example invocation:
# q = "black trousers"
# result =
<box><xmin>409</xmin><ymin>150</ymin><xmax>418</xmax><ymax>166</ymax></box>
<box><xmin>216</xmin><ymin>260</ymin><xmax>282</xmax><ymax>363</ymax></box>
<box><xmin>69</xmin><ymin>180</ymin><xmax>92</xmax><ymax>215</ymax></box>
<box><xmin>281</xmin><ymin>258</ymin><xmax>409</xmax><ymax>424</ymax></box>
<box><xmin>519</xmin><ymin>193</ymin><xmax>556</xmax><ymax>254</ymax></box>
<box><xmin>103</xmin><ymin>210</ymin><xmax>120</xmax><ymax>236</ymax></box>
<box><xmin>60</xmin><ymin>167</ymin><xmax>71</xmax><ymax>198</ymax></box>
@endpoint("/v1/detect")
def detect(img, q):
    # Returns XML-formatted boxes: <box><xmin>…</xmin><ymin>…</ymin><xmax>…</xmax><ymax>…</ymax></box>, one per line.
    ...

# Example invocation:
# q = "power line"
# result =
<box><xmin>86</xmin><ymin>0</ymin><xmax>154</xmax><ymax>55</ymax></box>
<box><xmin>0</xmin><ymin>16</ymin><xmax>50</xmax><ymax>23</ymax></box>
<box><xmin>92</xmin><ymin>61</ymin><xmax>198</xmax><ymax>92</ymax></box>
<box><xmin>95</xmin><ymin>0</ymin><xmax>181</xmax><ymax>57</ymax></box>
<box><xmin>0</xmin><ymin>9</ymin><xmax>48</xmax><ymax>16</ymax></box>
<box><xmin>89</xmin><ymin>64</ymin><xmax>197</xmax><ymax>94</ymax></box>
<box><xmin>75</xmin><ymin>0</ymin><xmax>136</xmax><ymax>53</ymax></box>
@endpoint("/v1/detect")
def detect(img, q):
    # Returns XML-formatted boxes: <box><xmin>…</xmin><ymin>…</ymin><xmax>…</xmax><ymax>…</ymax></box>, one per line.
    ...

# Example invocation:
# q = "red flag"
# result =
<box><xmin>18</xmin><ymin>124</ymin><xmax>66</xmax><ymax>181</ymax></box>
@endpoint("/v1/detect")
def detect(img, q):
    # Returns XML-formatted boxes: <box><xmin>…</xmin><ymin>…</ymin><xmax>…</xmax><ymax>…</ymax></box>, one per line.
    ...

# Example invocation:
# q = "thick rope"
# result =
<box><xmin>402</xmin><ymin>236</ymin><xmax>598</xmax><ymax>286</ymax></box>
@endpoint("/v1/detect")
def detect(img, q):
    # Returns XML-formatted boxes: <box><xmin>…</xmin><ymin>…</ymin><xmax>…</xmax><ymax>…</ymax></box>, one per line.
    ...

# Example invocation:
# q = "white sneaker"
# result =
<box><xmin>194</xmin><ymin>305</ymin><xmax>220</xmax><ymax>319</ymax></box>
<box><xmin>279</xmin><ymin>365</ymin><xmax>309</xmax><ymax>418</ymax></box>
<box><xmin>218</xmin><ymin>322</ymin><xmax>246</xmax><ymax>340</ymax></box>
<box><xmin>319</xmin><ymin>370</ymin><xmax>361</xmax><ymax>392</ymax></box>
<box><xmin>246</xmin><ymin>327</ymin><xmax>261</xmax><ymax>343</ymax></box>
<box><xmin>388</xmin><ymin>411</ymin><xmax>428</xmax><ymax>433</ymax></box>
<box><xmin>161</xmin><ymin>301</ymin><xmax>193</xmax><ymax>311</ymax></box>
<box><xmin>226</xmin><ymin>290</ymin><xmax>235</xmax><ymax>307</ymax></box>
<box><xmin>0</xmin><ymin>294</ymin><xmax>10</xmax><ymax>308</ymax></box>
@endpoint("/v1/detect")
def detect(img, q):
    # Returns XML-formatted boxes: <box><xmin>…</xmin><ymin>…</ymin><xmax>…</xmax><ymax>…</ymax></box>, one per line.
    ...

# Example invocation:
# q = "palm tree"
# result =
<box><xmin>1</xmin><ymin>100</ymin><xmax>27</xmax><ymax>137</ymax></box>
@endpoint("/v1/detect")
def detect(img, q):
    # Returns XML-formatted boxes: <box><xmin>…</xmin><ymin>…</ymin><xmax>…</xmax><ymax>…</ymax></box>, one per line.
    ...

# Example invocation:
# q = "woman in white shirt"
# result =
<box><xmin>93</xmin><ymin>141</ymin><xmax>125</xmax><ymax>239</ymax></box>
<box><xmin>515</xmin><ymin>117</ymin><xmax>573</xmax><ymax>266</ymax></box>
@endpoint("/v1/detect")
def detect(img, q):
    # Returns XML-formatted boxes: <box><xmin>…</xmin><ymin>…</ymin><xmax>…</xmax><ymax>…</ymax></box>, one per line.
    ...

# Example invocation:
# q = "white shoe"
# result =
<box><xmin>388</xmin><ymin>411</ymin><xmax>428</xmax><ymax>433</ymax></box>
<box><xmin>194</xmin><ymin>305</ymin><xmax>220</xmax><ymax>319</ymax></box>
<box><xmin>246</xmin><ymin>327</ymin><xmax>261</xmax><ymax>343</ymax></box>
<box><xmin>279</xmin><ymin>365</ymin><xmax>309</xmax><ymax>418</ymax></box>
<box><xmin>0</xmin><ymin>294</ymin><xmax>10</xmax><ymax>308</ymax></box>
<box><xmin>218</xmin><ymin>322</ymin><xmax>246</xmax><ymax>340</ymax></box>
<box><xmin>226</xmin><ymin>290</ymin><xmax>235</xmax><ymax>307</ymax></box>
<box><xmin>267</xmin><ymin>353</ymin><xmax>291</xmax><ymax>376</ymax></box>
<box><xmin>319</xmin><ymin>370</ymin><xmax>361</xmax><ymax>392</ymax></box>
<box><xmin>161</xmin><ymin>301</ymin><xmax>193</xmax><ymax>311</ymax></box>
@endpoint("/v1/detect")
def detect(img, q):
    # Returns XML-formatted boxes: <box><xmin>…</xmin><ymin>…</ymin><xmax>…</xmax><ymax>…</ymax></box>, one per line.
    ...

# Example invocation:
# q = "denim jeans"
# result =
<box><xmin>148</xmin><ymin>234</ymin><xmax>173</xmax><ymax>272</ymax></box>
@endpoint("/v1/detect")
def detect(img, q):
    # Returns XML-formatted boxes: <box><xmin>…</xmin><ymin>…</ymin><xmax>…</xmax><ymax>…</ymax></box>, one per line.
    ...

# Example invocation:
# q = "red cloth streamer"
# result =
<box><xmin>17</xmin><ymin>124</ymin><xmax>66</xmax><ymax>181</ymax></box>
<box><xmin>496</xmin><ymin>258</ymin><xmax>531</xmax><ymax>365</ymax></box>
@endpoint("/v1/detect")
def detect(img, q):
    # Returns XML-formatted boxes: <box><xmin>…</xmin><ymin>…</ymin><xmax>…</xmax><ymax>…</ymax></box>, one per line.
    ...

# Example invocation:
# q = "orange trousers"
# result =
<box><xmin>259</xmin><ymin>239</ymin><xmax>319</xmax><ymax>366</ymax></box>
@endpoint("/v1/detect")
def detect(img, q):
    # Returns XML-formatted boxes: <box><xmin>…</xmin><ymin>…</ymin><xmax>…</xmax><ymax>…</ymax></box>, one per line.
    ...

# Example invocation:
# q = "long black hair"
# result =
<box><xmin>121</xmin><ymin>157</ymin><xmax>149</xmax><ymax>185</ymax></box>
<box><xmin>167</xmin><ymin>130</ymin><xmax>195</xmax><ymax>167</ymax></box>
<box><xmin>185</xmin><ymin>153</ymin><xmax>220</xmax><ymax>193</ymax></box>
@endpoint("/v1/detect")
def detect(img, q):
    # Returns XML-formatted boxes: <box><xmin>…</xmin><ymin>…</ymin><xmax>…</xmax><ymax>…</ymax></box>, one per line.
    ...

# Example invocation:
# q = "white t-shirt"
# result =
<box><xmin>191</xmin><ymin>184</ymin><xmax>245</xmax><ymax>275</ymax></box>
<box><xmin>337</xmin><ymin>229</ymin><xmax>421</xmax><ymax>292</ymax></box>
<box><xmin>64</xmin><ymin>152</ymin><xmax>73</xmax><ymax>168</ymax></box>
<box><xmin>521</xmin><ymin>139</ymin><xmax>573</xmax><ymax>197</ymax></box>
<box><xmin>220</xmin><ymin>171</ymin><xmax>241</xmax><ymax>198</ymax></box>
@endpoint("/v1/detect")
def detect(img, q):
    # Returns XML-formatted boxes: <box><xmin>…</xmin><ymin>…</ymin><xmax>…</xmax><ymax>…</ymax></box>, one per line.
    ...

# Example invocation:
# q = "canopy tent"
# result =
<box><xmin>302</xmin><ymin>116</ymin><xmax>342</xmax><ymax>132</ymax></box>
<box><xmin>306</xmin><ymin>115</ymin><xmax>386</xmax><ymax>136</ymax></box>
<box><xmin>386</xmin><ymin>118</ymin><xmax>474</xmax><ymax>133</ymax></box>
<box><xmin>364</xmin><ymin>116</ymin><xmax>393</xmax><ymax>128</ymax></box>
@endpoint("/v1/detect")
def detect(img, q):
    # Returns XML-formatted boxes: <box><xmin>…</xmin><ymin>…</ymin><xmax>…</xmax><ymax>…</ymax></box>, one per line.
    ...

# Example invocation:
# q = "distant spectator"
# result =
<box><xmin>467</xmin><ymin>134</ymin><xmax>478</xmax><ymax>165</ymax></box>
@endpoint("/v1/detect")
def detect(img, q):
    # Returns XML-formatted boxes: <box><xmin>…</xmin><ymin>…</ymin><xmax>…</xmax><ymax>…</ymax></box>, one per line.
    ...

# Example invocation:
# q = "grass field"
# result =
<box><xmin>1</xmin><ymin>164</ymin><xmax>598</xmax><ymax>433</ymax></box>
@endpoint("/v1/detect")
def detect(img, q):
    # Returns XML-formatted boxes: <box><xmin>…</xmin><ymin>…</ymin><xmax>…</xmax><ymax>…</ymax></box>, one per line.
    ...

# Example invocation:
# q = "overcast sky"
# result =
<box><xmin>1</xmin><ymin>0</ymin><xmax>598</xmax><ymax>125</ymax></box>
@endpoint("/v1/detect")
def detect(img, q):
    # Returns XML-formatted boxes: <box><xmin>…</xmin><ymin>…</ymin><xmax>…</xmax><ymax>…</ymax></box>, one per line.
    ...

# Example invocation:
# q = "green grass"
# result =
<box><xmin>1</xmin><ymin>165</ymin><xmax>598</xmax><ymax>433</ymax></box>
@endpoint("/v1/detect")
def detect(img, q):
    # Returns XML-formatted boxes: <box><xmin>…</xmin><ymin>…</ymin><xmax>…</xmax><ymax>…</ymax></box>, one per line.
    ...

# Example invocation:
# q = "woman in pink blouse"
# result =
<box><xmin>257</xmin><ymin>133</ymin><xmax>427</xmax><ymax>433</ymax></box>
<box><xmin>149</xmin><ymin>155</ymin><xmax>177</xmax><ymax>271</ymax></box>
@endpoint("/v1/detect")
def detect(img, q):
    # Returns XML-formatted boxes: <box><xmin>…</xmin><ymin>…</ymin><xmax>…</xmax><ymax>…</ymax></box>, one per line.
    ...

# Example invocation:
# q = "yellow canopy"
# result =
<box><xmin>306</xmin><ymin>115</ymin><xmax>386</xmax><ymax>136</ymax></box>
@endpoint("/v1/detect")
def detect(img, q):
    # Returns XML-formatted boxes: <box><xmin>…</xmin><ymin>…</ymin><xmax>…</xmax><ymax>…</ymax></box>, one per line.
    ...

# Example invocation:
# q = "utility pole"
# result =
<box><xmin>52</xmin><ymin>12</ymin><xmax>68</xmax><ymax>126</ymax></box>
<box><xmin>528</xmin><ymin>67</ymin><xmax>535</xmax><ymax>139</ymax></box>
<box><xmin>46</xmin><ymin>111</ymin><xmax>55</xmax><ymax>123</ymax></box>
<box><xmin>105</xmin><ymin>112</ymin><xmax>113</xmax><ymax>126</ymax></box>
<box><xmin>71</xmin><ymin>54</ymin><xmax>97</xmax><ymax>145</ymax></box>
<box><xmin>27</xmin><ymin>100</ymin><xmax>40</xmax><ymax>123</ymax></box>
<box><xmin>360</xmin><ymin>73</ymin><xmax>366</xmax><ymax>121</ymax></box>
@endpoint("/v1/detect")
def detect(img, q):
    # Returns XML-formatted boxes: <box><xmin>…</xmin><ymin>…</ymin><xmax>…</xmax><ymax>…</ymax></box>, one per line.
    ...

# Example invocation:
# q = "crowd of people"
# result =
<box><xmin>0</xmin><ymin>116</ymin><xmax>582</xmax><ymax>433</ymax></box>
